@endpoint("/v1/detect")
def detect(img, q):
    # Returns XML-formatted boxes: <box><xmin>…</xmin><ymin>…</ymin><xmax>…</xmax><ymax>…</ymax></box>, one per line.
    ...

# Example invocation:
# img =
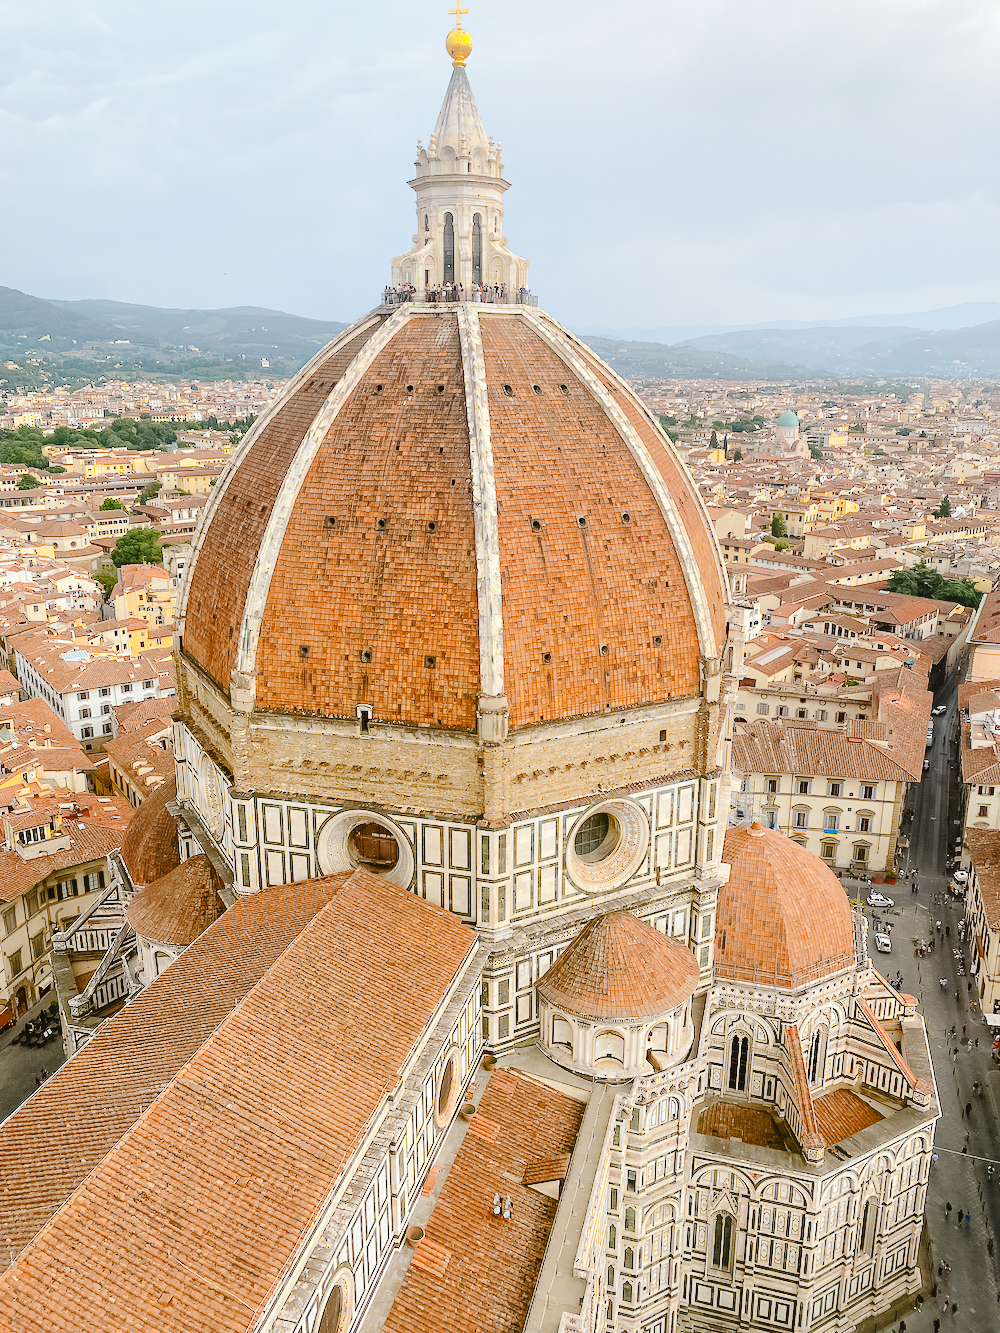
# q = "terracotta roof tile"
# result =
<box><xmin>812</xmin><ymin>1088</ymin><xmax>883</xmax><ymax>1146</ymax></box>
<box><xmin>119</xmin><ymin>775</ymin><xmax>180</xmax><ymax>886</ymax></box>
<box><xmin>535</xmin><ymin>911</ymin><xmax>699</xmax><ymax>1021</ymax></box>
<box><xmin>383</xmin><ymin>1070</ymin><xmax>585</xmax><ymax>1333</ymax></box>
<box><xmin>717</xmin><ymin>825</ymin><xmax>857</xmax><ymax>989</ymax></box>
<box><xmin>125</xmin><ymin>853</ymin><xmax>223</xmax><ymax>945</ymax></box>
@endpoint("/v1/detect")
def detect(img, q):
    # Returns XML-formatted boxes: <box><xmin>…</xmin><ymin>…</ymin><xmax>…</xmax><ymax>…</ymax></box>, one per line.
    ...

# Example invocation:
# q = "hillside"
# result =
<box><xmin>581</xmin><ymin>336</ymin><xmax>809</xmax><ymax>382</ymax></box>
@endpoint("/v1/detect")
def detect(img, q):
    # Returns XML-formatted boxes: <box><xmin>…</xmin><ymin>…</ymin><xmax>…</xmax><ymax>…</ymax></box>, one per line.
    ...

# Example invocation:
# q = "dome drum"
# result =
<box><xmin>538</xmin><ymin>999</ymin><xmax>695</xmax><ymax>1081</ymax></box>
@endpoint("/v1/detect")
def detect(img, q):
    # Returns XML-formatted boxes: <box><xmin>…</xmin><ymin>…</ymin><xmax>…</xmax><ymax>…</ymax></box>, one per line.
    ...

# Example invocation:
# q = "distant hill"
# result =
<box><xmin>679</xmin><ymin>320</ymin><xmax>1000</xmax><ymax>377</ymax></box>
<box><xmin>48</xmin><ymin>298</ymin><xmax>349</xmax><ymax>363</ymax></box>
<box><xmin>581</xmin><ymin>336</ymin><xmax>810</xmax><ymax>382</ymax></box>
<box><xmin>0</xmin><ymin>286</ymin><xmax>128</xmax><ymax>347</ymax></box>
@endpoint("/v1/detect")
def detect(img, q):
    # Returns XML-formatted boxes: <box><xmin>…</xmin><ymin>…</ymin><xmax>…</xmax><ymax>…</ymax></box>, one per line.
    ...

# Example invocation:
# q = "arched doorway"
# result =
<box><xmin>15</xmin><ymin>986</ymin><xmax>28</xmax><ymax>1016</ymax></box>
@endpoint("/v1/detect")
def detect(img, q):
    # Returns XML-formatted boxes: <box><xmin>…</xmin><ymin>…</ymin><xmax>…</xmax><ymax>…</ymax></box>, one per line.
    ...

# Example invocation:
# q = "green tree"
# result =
<box><xmin>100</xmin><ymin>497</ymin><xmax>126</xmax><ymax>511</ymax></box>
<box><xmin>885</xmin><ymin>560</ymin><xmax>981</xmax><ymax>609</ymax></box>
<box><xmin>92</xmin><ymin>569</ymin><xmax>118</xmax><ymax>600</ymax></box>
<box><xmin>934</xmin><ymin>495</ymin><xmax>951</xmax><ymax>518</ymax></box>
<box><xmin>771</xmin><ymin>512</ymin><xmax>787</xmax><ymax>539</ymax></box>
<box><xmin>139</xmin><ymin>480</ymin><xmax>162</xmax><ymax>504</ymax></box>
<box><xmin>17</xmin><ymin>474</ymin><xmax>40</xmax><ymax>490</ymax></box>
<box><xmin>111</xmin><ymin>528</ymin><xmax>163</xmax><ymax>567</ymax></box>
<box><xmin>709</xmin><ymin>430</ymin><xmax>719</xmax><ymax>451</ymax></box>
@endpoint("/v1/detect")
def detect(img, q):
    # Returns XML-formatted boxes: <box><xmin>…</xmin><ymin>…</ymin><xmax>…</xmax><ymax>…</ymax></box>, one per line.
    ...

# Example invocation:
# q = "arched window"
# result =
<box><xmin>625</xmin><ymin>1207</ymin><xmax>636</xmax><ymax>1233</ymax></box>
<box><xmin>595</xmin><ymin>1031</ymin><xmax>626</xmax><ymax>1067</ymax></box>
<box><xmin>624</xmin><ymin>1246</ymin><xmax>634</xmax><ymax>1270</ymax></box>
<box><xmin>607</xmin><ymin>1264</ymin><xmax>615</xmax><ymax>1288</ymax></box>
<box><xmin>608</xmin><ymin>1224</ymin><xmax>617</xmax><ymax>1249</ymax></box>
<box><xmin>808</xmin><ymin>1024</ymin><xmax>828</xmax><ymax>1084</ymax></box>
<box><xmin>860</xmin><ymin>1199</ymin><xmax>876</xmax><ymax>1256</ymax></box>
<box><xmin>728</xmin><ymin>1034</ymin><xmax>749</xmax><ymax>1091</ymax></box>
<box><xmin>552</xmin><ymin>1016</ymin><xmax>573</xmax><ymax>1050</ymax></box>
<box><xmin>472</xmin><ymin>212</ymin><xmax>483</xmax><ymax>285</ymax></box>
<box><xmin>443</xmin><ymin>212</ymin><xmax>455</xmax><ymax>283</ymax></box>
<box><xmin>423</xmin><ymin>213</ymin><xmax>429</xmax><ymax>232</ymax></box>
<box><xmin>712</xmin><ymin>1214</ymin><xmax>734</xmax><ymax>1270</ymax></box>
<box><xmin>622</xmin><ymin>1281</ymin><xmax>633</xmax><ymax>1304</ymax></box>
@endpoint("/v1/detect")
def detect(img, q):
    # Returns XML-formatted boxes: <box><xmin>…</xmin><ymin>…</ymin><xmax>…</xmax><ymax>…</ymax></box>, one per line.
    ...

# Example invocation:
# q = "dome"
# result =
<box><xmin>120</xmin><ymin>776</ymin><xmax>180</xmax><ymax>888</ymax></box>
<box><xmin>179</xmin><ymin>306</ymin><xmax>727</xmax><ymax>732</ymax></box>
<box><xmin>536</xmin><ymin>911</ymin><xmax>700</xmax><ymax>1021</ymax></box>
<box><xmin>717</xmin><ymin>824</ymin><xmax>857</xmax><ymax>989</ymax></box>
<box><xmin>775</xmin><ymin>410</ymin><xmax>799</xmax><ymax>428</ymax></box>
<box><xmin>126</xmin><ymin>853</ymin><xmax>223</xmax><ymax>947</ymax></box>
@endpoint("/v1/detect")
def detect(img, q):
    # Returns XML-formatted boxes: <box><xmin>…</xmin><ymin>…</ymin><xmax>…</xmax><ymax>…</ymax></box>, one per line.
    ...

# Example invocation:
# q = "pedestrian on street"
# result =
<box><xmin>898</xmin><ymin>1322</ymin><xmax>906</xmax><ymax>1333</ymax></box>
<box><xmin>963</xmin><ymin>1022</ymin><xmax>967</xmax><ymax>1035</ymax></box>
<box><xmin>945</xmin><ymin>1201</ymin><xmax>953</xmax><ymax>1220</ymax></box>
<box><xmin>965</xmin><ymin>1211</ymin><xmax>971</xmax><ymax>1226</ymax></box>
<box><xmin>966</xmin><ymin>1102</ymin><xmax>972</xmax><ymax>1118</ymax></box>
<box><xmin>933</xmin><ymin>1320</ymin><xmax>940</xmax><ymax>1333</ymax></box>
<box><xmin>956</xmin><ymin>991</ymin><xmax>961</xmax><ymax>1002</ymax></box>
<box><xmin>951</xmin><ymin>1302</ymin><xmax>958</xmax><ymax>1316</ymax></box>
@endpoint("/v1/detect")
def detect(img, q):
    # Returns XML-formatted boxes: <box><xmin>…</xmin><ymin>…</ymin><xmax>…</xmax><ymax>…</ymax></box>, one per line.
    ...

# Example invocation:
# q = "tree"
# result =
<box><xmin>771</xmin><ymin>512</ymin><xmax>787</xmax><ymax>539</ymax></box>
<box><xmin>885</xmin><ymin>560</ymin><xmax>981</xmax><ymax>609</ymax></box>
<box><xmin>100</xmin><ymin>497</ymin><xmax>126</xmax><ymax>511</ymax></box>
<box><xmin>709</xmin><ymin>430</ymin><xmax>719</xmax><ymax>451</ymax></box>
<box><xmin>139</xmin><ymin>480</ymin><xmax>162</xmax><ymax>504</ymax></box>
<box><xmin>17</xmin><ymin>474</ymin><xmax>40</xmax><ymax>490</ymax></box>
<box><xmin>111</xmin><ymin>528</ymin><xmax>163</xmax><ymax>567</ymax></box>
<box><xmin>934</xmin><ymin>495</ymin><xmax>951</xmax><ymax>518</ymax></box>
<box><xmin>92</xmin><ymin>569</ymin><xmax>118</xmax><ymax>601</ymax></box>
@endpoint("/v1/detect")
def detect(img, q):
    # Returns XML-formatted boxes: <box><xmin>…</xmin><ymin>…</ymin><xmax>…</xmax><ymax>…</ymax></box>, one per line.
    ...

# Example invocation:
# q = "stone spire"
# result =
<box><xmin>391</xmin><ymin>12</ymin><xmax>528</xmax><ymax>298</ymax></box>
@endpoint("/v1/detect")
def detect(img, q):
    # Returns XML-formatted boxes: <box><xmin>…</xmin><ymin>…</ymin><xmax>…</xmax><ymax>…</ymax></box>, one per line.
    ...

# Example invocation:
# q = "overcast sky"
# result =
<box><xmin>1</xmin><ymin>0</ymin><xmax>998</xmax><ymax>331</ymax></box>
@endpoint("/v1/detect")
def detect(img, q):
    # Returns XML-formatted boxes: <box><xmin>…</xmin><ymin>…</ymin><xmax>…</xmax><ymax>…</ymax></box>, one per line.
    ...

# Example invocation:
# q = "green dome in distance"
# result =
<box><xmin>775</xmin><ymin>410</ymin><xmax>799</xmax><ymax>428</ymax></box>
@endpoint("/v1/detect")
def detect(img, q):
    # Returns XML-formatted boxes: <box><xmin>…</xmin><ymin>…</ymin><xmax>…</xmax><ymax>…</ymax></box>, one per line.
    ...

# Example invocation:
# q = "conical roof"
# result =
<box><xmin>120</xmin><ymin>775</ymin><xmax>180</xmax><ymax>888</ymax></box>
<box><xmin>718</xmin><ymin>824</ymin><xmax>857</xmax><ymax>989</ymax></box>
<box><xmin>126</xmin><ymin>853</ymin><xmax>223</xmax><ymax>947</ymax></box>
<box><xmin>536</xmin><ymin>912</ymin><xmax>700</xmax><ymax>1022</ymax></box>
<box><xmin>430</xmin><ymin>65</ymin><xmax>490</xmax><ymax>156</ymax></box>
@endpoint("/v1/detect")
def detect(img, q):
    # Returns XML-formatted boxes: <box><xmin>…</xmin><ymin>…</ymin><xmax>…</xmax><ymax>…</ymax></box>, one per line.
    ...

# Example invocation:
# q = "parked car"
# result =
<box><xmin>953</xmin><ymin>870</ymin><xmax>969</xmax><ymax>884</ymax></box>
<box><xmin>874</xmin><ymin>933</ymin><xmax>892</xmax><ymax>953</ymax></box>
<box><xmin>923</xmin><ymin>759</ymin><xmax>930</xmax><ymax>772</ymax></box>
<box><xmin>867</xmin><ymin>891</ymin><xmax>894</xmax><ymax>908</ymax></box>
<box><xmin>932</xmin><ymin>705</ymin><xmax>947</xmax><ymax>716</ymax></box>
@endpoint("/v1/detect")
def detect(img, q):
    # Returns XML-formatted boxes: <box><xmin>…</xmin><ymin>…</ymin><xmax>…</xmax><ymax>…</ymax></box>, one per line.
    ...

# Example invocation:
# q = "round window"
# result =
<box><xmin>433</xmin><ymin>1048</ymin><xmax>460</xmax><ymax>1128</ymax></box>
<box><xmin>316</xmin><ymin>1268</ymin><xmax>354</xmax><ymax>1333</ymax></box>
<box><xmin>573</xmin><ymin>812</ymin><xmax>621</xmax><ymax>863</ymax></box>
<box><xmin>348</xmin><ymin>822</ymin><xmax>400</xmax><ymax>873</ymax></box>
<box><xmin>565</xmin><ymin>800</ymin><xmax>650</xmax><ymax>895</ymax></box>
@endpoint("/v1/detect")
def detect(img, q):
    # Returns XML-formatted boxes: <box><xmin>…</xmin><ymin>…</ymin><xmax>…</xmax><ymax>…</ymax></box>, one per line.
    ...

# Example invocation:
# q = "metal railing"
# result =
<box><xmin>381</xmin><ymin>286</ymin><xmax>537</xmax><ymax>308</ymax></box>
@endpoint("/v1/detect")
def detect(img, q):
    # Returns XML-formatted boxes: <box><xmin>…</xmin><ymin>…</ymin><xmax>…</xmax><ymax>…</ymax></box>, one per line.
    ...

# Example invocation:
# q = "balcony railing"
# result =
<box><xmin>382</xmin><ymin>286</ymin><xmax>538</xmax><ymax>308</ymax></box>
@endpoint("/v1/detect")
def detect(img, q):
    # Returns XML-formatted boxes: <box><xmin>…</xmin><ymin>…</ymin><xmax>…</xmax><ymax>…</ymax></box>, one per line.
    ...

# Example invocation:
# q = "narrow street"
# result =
<box><xmin>858</xmin><ymin>677</ymin><xmax>1000</xmax><ymax>1330</ymax></box>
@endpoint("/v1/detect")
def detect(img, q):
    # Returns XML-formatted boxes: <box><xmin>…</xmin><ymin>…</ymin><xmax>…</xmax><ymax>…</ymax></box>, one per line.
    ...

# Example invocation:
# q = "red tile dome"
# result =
<box><xmin>536</xmin><ymin>911</ymin><xmax>700</xmax><ymax>1021</ymax></box>
<box><xmin>178</xmin><ymin>305</ymin><xmax>727</xmax><ymax>731</ymax></box>
<box><xmin>717</xmin><ymin>824</ymin><xmax>858</xmax><ymax>989</ymax></box>
<box><xmin>120</xmin><ymin>776</ymin><xmax>180</xmax><ymax>888</ymax></box>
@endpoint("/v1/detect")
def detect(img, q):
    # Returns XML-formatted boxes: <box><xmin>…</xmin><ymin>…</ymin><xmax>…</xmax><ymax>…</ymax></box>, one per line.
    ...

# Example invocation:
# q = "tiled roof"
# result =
<box><xmin>383</xmin><ymin>1069</ymin><xmax>585</xmax><ymax>1333</ymax></box>
<box><xmin>717</xmin><ymin>825</ymin><xmax>857</xmax><ymax>990</ymax></box>
<box><xmin>183</xmin><ymin>309</ymin><xmax>725</xmax><ymax>729</ymax></box>
<box><xmin>536</xmin><ymin>911</ymin><xmax>700</xmax><ymax>1021</ymax></box>
<box><xmin>126</xmin><ymin>853</ymin><xmax>223</xmax><ymax>945</ymax></box>
<box><xmin>965</xmin><ymin>828</ymin><xmax>1000</xmax><ymax>929</ymax></box>
<box><xmin>0</xmin><ymin>869</ymin><xmax>477</xmax><ymax>1332</ymax></box>
<box><xmin>812</xmin><ymin>1088</ymin><xmax>883</xmax><ymax>1146</ymax></box>
<box><xmin>119</xmin><ymin>774</ymin><xmax>180</xmax><ymax>886</ymax></box>
<box><xmin>696</xmin><ymin>1099</ymin><xmax>790</xmax><ymax>1151</ymax></box>
<box><xmin>114</xmin><ymin>695</ymin><xmax>176</xmax><ymax>731</ymax></box>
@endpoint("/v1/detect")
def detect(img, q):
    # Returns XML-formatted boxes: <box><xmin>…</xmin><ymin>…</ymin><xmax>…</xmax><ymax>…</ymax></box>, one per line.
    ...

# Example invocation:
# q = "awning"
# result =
<box><xmin>983</xmin><ymin>1013</ymin><xmax>1000</xmax><ymax>1028</ymax></box>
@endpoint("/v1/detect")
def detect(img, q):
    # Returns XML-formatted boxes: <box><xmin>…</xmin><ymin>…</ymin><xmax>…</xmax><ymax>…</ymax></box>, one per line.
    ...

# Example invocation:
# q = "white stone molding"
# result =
<box><xmin>564</xmin><ymin>798</ymin><xmax>650</xmax><ymax>895</ymax></box>
<box><xmin>177</xmin><ymin>310</ymin><xmax>384</xmax><ymax>635</ymax></box>
<box><xmin>521</xmin><ymin>308</ymin><xmax>722</xmax><ymax>660</ymax></box>
<box><xmin>315</xmin><ymin>808</ymin><xmax>415</xmax><ymax>889</ymax></box>
<box><xmin>233</xmin><ymin>307</ymin><xmax>412</xmax><ymax>697</ymax></box>
<box><xmin>456</xmin><ymin>304</ymin><xmax>507</xmax><ymax>722</ymax></box>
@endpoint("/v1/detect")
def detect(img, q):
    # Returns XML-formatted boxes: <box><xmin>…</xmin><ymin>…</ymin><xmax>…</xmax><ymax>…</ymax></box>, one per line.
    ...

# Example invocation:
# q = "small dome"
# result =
<box><xmin>126</xmin><ymin>853</ymin><xmax>223</xmax><ymax>947</ymax></box>
<box><xmin>718</xmin><ymin>825</ymin><xmax>857</xmax><ymax>989</ymax></box>
<box><xmin>775</xmin><ymin>410</ymin><xmax>799</xmax><ymax>428</ymax></box>
<box><xmin>120</xmin><ymin>776</ymin><xmax>180</xmax><ymax>888</ymax></box>
<box><xmin>536</xmin><ymin>912</ymin><xmax>700</xmax><ymax>1021</ymax></box>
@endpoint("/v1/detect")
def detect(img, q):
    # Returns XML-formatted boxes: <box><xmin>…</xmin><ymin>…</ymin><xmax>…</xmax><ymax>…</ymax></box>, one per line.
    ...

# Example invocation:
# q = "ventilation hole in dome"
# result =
<box><xmin>503</xmin><ymin>384</ymin><xmax>514</xmax><ymax>396</ymax></box>
<box><xmin>376</xmin><ymin>518</ymin><xmax>387</xmax><ymax>530</ymax></box>
<box><xmin>424</xmin><ymin>655</ymin><xmax>437</xmax><ymax>669</ymax></box>
<box><xmin>427</xmin><ymin>521</ymin><xmax>437</xmax><ymax>532</ymax></box>
<box><xmin>621</xmin><ymin>511</ymin><xmax>632</xmax><ymax>523</ymax></box>
<box><xmin>653</xmin><ymin>635</ymin><xmax>663</xmax><ymax>647</ymax></box>
<box><xmin>532</xmin><ymin>385</ymin><xmax>541</xmax><ymax>394</ymax></box>
<box><xmin>559</xmin><ymin>384</ymin><xmax>569</xmax><ymax>393</ymax></box>
<box><xmin>439</xmin><ymin>446</ymin><xmax>444</xmax><ymax>454</ymax></box>
<box><xmin>323</xmin><ymin>515</ymin><xmax>337</xmax><ymax>530</ymax></box>
<box><xmin>360</xmin><ymin>649</ymin><xmax>372</xmax><ymax>663</ymax></box>
<box><xmin>260</xmin><ymin>504</ymin><xmax>267</xmax><ymax>515</ymax></box>
<box><xmin>542</xmin><ymin>651</ymin><xmax>552</xmax><ymax>664</ymax></box>
<box><xmin>451</xmin><ymin>479</ymin><xmax>456</xmax><ymax>486</ymax></box>
<box><xmin>406</xmin><ymin>384</ymin><xmax>414</xmax><ymax>393</ymax></box>
<box><xmin>600</xmin><ymin>642</ymin><xmax>609</xmax><ymax>656</ymax></box>
<box><xmin>437</xmin><ymin>384</ymin><xmax>445</xmax><ymax>393</ymax></box>
<box><xmin>577</xmin><ymin>515</ymin><xmax>587</xmax><ymax>527</ymax></box>
<box><xmin>374</xmin><ymin>384</ymin><xmax>383</xmax><ymax>393</ymax></box>
<box><xmin>659</xmin><ymin>729</ymin><xmax>667</xmax><ymax>742</ymax></box>
<box><xmin>298</xmin><ymin>644</ymin><xmax>309</xmax><ymax>659</ymax></box>
<box><xmin>530</xmin><ymin>518</ymin><xmax>542</xmax><ymax>532</ymax></box>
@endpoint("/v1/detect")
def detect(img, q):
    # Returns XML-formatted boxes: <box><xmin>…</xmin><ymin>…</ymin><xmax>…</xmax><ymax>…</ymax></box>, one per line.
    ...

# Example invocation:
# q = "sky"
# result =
<box><xmin>1</xmin><ymin>0</ymin><xmax>998</xmax><ymax>332</ymax></box>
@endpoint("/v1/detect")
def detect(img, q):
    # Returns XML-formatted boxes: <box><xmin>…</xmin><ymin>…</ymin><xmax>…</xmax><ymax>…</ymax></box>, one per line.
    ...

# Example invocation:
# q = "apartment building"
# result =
<box><xmin>962</xmin><ymin>828</ymin><xmax>1000</xmax><ymax>1015</ymax></box>
<box><xmin>0</xmin><ymin>790</ymin><xmax>133</xmax><ymax>1023</ymax></box>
